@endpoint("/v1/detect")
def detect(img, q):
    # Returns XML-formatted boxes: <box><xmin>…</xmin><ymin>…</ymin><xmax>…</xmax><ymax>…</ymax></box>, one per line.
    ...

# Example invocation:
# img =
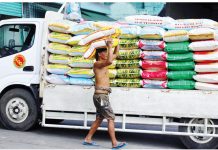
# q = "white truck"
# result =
<box><xmin>0</xmin><ymin>10</ymin><xmax>218</xmax><ymax>149</ymax></box>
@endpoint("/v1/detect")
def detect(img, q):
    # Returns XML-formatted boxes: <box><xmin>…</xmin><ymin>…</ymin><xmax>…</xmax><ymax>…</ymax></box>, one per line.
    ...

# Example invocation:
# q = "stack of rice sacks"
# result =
<box><xmin>163</xmin><ymin>30</ymin><xmax>196</xmax><ymax>90</ymax></box>
<box><xmin>124</xmin><ymin>15</ymin><xmax>178</xmax><ymax>89</ymax></box>
<box><xmin>138</xmin><ymin>26</ymin><xmax>168</xmax><ymax>89</ymax></box>
<box><xmin>189</xmin><ymin>28</ymin><xmax>218</xmax><ymax>90</ymax></box>
<box><xmin>109</xmin><ymin>25</ymin><xmax>142</xmax><ymax>88</ymax></box>
<box><xmin>164</xmin><ymin>18</ymin><xmax>218</xmax><ymax>90</ymax></box>
<box><xmin>46</xmin><ymin>20</ymin><xmax>96</xmax><ymax>86</ymax></box>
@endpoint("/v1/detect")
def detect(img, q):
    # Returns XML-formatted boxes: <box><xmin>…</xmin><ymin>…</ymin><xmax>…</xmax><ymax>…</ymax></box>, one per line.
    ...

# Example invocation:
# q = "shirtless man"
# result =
<box><xmin>83</xmin><ymin>39</ymin><xmax>126</xmax><ymax>149</ymax></box>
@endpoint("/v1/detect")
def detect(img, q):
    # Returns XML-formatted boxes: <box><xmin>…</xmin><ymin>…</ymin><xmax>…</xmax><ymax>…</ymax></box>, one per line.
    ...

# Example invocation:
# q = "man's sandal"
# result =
<box><xmin>112</xmin><ymin>142</ymin><xmax>127</xmax><ymax>149</ymax></box>
<box><xmin>82</xmin><ymin>141</ymin><xmax>99</xmax><ymax>146</ymax></box>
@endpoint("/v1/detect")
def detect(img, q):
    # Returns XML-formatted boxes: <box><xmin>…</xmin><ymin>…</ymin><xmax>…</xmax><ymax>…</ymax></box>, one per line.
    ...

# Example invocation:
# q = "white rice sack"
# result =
<box><xmin>194</xmin><ymin>50</ymin><xmax>218</xmax><ymax>62</ymax></box>
<box><xmin>94</xmin><ymin>21</ymin><xmax>121</xmax><ymax>29</ymax></box>
<box><xmin>48</xmin><ymin>20</ymin><xmax>78</xmax><ymax>33</ymax></box>
<box><xmin>70</xmin><ymin>21</ymin><xmax>97</xmax><ymax>35</ymax></box>
<box><xmin>139</xmin><ymin>26</ymin><xmax>165</xmax><ymax>40</ymax></box>
<box><xmin>189</xmin><ymin>41</ymin><xmax>218</xmax><ymax>51</ymax></box>
<box><xmin>165</xmin><ymin>19</ymin><xmax>218</xmax><ymax>30</ymax></box>
<box><xmin>47</xmin><ymin>43</ymin><xmax>71</xmax><ymax>55</ymax></box>
<box><xmin>69</xmin><ymin>77</ymin><xmax>94</xmax><ymax>86</ymax></box>
<box><xmin>194</xmin><ymin>73</ymin><xmax>218</xmax><ymax>83</ymax></box>
<box><xmin>163</xmin><ymin>30</ymin><xmax>189</xmax><ymax>42</ymax></box>
<box><xmin>125</xmin><ymin>15</ymin><xmax>174</xmax><ymax>27</ymax></box>
<box><xmin>67</xmin><ymin>68</ymin><xmax>94</xmax><ymax>78</ymax></box>
<box><xmin>188</xmin><ymin>28</ymin><xmax>215</xmax><ymax>41</ymax></box>
<box><xmin>66</xmin><ymin>35</ymin><xmax>86</xmax><ymax>46</ymax></box>
<box><xmin>46</xmin><ymin>64</ymin><xmax>71</xmax><ymax>75</ymax></box>
<box><xmin>214</xmin><ymin>30</ymin><xmax>218</xmax><ymax>40</ymax></box>
<box><xmin>83</xmin><ymin>38</ymin><xmax>119</xmax><ymax>59</ymax></box>
<box><xmin>48</xmin><ymin>32</ymin><xmax>72</xmax><ymax>44</ymax></box>
<box><xmin>68</xmin><ymin>46</ymin><xmax>88</xmax><ymax>56</ymax></box>
<box><xmin>195</xmin><ymin>82</ymin><xmax>218</xmax><ymax>90</ymax></box>
<box><xmin>119</xmin><ymin>25</ymin><xmax>141</xmax><ymax>39</ymax></box>
<box><xmin>68</xmin><ymin>56</ymin><xmax>94</xmax><ymax>68</ymax></box>
<box><xmin>45</xmin><ymin>74</ymin><xmax>70</xmax><ymax>85</ymax></box>
<box><xmin>195</xmin><ymin>63</ymin><xmax>218</xmax><ymax>72</ymax></box>
<box><xmin>49</xmin><ymin>54</ymin><xmax>70</xmax><ymax>65</ymax></box>
<box><xmin>78</xmin><ymin>28</ymin><xmax>120</xmax><ymax>46</ymax></box>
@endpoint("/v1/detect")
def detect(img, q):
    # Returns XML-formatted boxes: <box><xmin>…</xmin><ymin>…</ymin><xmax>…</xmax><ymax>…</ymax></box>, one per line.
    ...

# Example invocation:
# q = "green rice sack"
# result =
<box><xmin>109</xmin><ymin>69</ymin><xmax>141</xmax><ymax>79</ymax></box>
<box><xmin>119</xmin><ymin>39</ymin><xmax>138</xmax><ymax>50</ymax></box>
<box><xmin>167</xmin><ymin>62</ymin><xmax>195</xmax><ymax>71</ymax></box>
<box><xmin>167</xmin><ymin>71</ymin><xmax>196</xmax><ymax>80</ymax></box>
<box><xmin>116</xmin><ymin>60</ymin><xmax>140</xmax><ymax>68</ymax></box>
<box><xmin>167</xmin><ymin>53</ymin><xmax>193</xmax><ymax>62</ymax></box>
<box><xmin>116</xmin><ymin>79</ymin><xmax>142</xmax><ymax>88</ymax></box>
<box><xmin>164</xmin><ymin>42</ymin><xmax>191</xmax><ymax>54</ymax></box>
<box><xmin>117</xmin><ymin>49</ymin><xmax>141</xmax><ymax>60</ymax></box>
<box><xmin>167</xmin><ymin>80</ymin><xmax>195</xmax><ymax>90</ymax></box>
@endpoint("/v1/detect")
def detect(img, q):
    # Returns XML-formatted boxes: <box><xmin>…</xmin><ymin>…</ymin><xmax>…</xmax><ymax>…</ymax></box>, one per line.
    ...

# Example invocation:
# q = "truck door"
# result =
<box><xmin>0</xmin><ymin>23</ymin><xmax>39</xmax><ymax>88</ymax></box>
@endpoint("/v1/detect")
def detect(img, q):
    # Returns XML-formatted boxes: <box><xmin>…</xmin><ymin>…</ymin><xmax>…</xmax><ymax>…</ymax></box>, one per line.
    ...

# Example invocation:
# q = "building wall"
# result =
<box><xmin>0</xmin><ymin>2</ymin><xmax>22</xmax><ymax>20</ymax></box>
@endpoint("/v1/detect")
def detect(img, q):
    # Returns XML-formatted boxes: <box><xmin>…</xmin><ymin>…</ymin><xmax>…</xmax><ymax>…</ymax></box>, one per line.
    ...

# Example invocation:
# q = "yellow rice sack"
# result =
<box><xmin>48</xmin><ymin>32</ymin><xmax>72</xmax><ymax>44</ymax></box>
<box><xmin>163</xmin><ymin>30</ymin><xmax>189</xmax><ymax>42</ymax></box>
<box><xmin>108</xmin><ymin>60</ymin><xmax>116</xmax><ymax>69</ymax></box>
<box><xmin>48</xmin><ymin>20</ymin><xmax>78</xmax><ymax>33</ymax></box>
<box><xmin>83</xmin><ymin>38</ymin><xmax>119</xmax><ymax>59</ymax></box>
<box><xmin>140</xmin><ymin>26</ymin><xmax>165</xmax><ymax>40</ymax></box>
<box><xmin>67</xmin><ymin>68</ymin><xmax>94</xmax><ymax>78</ymax></box>
<box><xmin>48</xmin><ymin>43</ymin><xmax>72</xmax><ymax>55</ymax></box>
<box><xmin>188</xmin><ymin>28</ymin><xmax>215</xmax><ymax>41</ymax></box>
<box><xmin>68</xmin><ymin>46</ymin><xmax>89</xmax><ymax>56</ymax></box>
<box><xmin>70</xmin><ymin>21</ymin><xmax>97</xmax><ymax>35</ymax></box>
<box><xmin>49</xmin><ymin>54</ymin><xmax>71</xmax><ymax>65</ymax></box>
<box><xmin>66</xmin><ymin>35</ymin><xmax>86</xmax><ymax>46</ymax></box>
<box><xmin>46</xmin><ymin>64</ymin><xmax>71</xmax><ymax>75</ymax></box>
<box><xmin>68</xmin><ymin>56</ymin><xmax>94</xmax><ymax>68</ymax></box>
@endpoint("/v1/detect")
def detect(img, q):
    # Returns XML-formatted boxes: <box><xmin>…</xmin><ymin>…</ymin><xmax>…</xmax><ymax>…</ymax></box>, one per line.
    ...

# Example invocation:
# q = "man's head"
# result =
<box><xmin>95</xmin><ymin>48</ymin><xmax>108</xmax><ymax>61</ymax></box>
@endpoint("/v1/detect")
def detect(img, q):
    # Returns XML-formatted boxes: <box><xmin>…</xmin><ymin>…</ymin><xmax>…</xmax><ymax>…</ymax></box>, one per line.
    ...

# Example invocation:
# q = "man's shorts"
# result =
<box><xmin>93</xmin><ymin>94</ymin><xmax>115</xmax><ymax>120</ymax></box>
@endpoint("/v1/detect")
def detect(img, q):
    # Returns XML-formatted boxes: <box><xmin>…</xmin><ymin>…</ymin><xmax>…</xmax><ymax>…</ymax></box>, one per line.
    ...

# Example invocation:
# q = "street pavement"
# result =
<box><xmin>0</xmin><ymin>125</ymin><xmax>185</xmax><ymax>149</ymax></box>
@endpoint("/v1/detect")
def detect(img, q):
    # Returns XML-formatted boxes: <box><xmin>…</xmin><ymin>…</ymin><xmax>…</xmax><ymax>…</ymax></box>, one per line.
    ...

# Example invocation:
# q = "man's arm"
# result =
<box><xmin>94</xmin><ymin>39</ymin><xmax>114</xmax><ymax>68</ymax></box>
<box><xmin>112</xmin><ymin>44</ymin><xmax>119</xmax><ymax>60</ymax></box>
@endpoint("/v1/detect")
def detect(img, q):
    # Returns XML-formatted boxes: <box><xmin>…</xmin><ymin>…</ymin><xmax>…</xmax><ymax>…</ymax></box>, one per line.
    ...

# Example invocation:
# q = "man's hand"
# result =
<box><xmin>105</xmin><ymin>38</ymin><xmax>113</xmax><ymax>48</ymax></box>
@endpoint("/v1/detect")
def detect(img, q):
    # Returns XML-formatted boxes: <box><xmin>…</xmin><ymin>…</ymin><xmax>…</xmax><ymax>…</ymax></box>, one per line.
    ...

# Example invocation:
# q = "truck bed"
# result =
<box><xmin>43</xmin><ymin>85</ymin><xmax>218</xmax><ymax>119</ymax></box>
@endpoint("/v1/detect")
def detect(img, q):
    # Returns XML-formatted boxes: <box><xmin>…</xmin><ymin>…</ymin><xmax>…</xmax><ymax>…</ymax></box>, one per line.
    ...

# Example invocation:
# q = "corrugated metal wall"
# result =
<box><xmin>0</xmin><ymin>2</ymin><xmax>22</xmax><ymax>17</ymax></box>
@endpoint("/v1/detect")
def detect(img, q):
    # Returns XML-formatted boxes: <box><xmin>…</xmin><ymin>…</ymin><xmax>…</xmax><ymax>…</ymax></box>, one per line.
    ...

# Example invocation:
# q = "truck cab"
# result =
<box><xmin>0</xmin><ymin>18</ymin><xmax>44</xmax><ymax>130</ymax></box>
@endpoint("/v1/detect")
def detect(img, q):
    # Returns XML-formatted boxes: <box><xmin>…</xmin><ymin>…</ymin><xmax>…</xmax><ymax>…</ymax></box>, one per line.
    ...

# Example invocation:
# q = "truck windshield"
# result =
<box><xmin>0</xmin><ymin>24</ymin><xmax>36</xmax><ymax>58</ymax></box>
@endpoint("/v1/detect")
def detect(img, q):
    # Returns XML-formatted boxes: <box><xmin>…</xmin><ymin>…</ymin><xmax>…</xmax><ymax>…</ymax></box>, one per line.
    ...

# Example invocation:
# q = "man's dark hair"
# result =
<box><xmin>95</xmin><ymin>48</ymin><xmax>107</xmax><ymax>61</ymax></box>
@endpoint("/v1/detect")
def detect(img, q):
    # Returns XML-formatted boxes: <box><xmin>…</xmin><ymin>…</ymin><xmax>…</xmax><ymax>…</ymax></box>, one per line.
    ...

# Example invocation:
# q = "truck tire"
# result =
<box><xmin>0</xmin><ymin>88</ymin><xmax>39</xmax><ymax>131</ymax></box>
<box><xmin>179</xmin><ymin>118</ymin><xmax>218</xmax><ymax>149</ymax></box>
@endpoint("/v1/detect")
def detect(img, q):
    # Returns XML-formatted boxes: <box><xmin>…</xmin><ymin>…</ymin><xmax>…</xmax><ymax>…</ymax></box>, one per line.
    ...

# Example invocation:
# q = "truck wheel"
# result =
<box><xmin>179</xmin><ymin>118</ymin><xmax>218</xmax><ymax>149</ymax></box>
<box><xmin>0</xmin><ymin>88</ymin><xmax>39</xmax><ymax>131</ymax></box>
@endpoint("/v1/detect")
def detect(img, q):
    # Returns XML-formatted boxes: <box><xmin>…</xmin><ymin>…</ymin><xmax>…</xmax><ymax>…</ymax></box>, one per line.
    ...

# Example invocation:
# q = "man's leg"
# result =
<box><xmin>108</xmin><ymin>119</ymin><xmax>118</xmax><ymax>147</ymax></box>
<box><xmin>85</xmin><ymin>117</ymin><xmax>103</xmax><ymax>143</ymax></box>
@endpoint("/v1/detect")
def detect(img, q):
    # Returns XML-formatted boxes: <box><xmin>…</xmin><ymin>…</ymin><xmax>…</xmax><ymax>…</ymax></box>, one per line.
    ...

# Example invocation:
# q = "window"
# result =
<box><xmin>0</xmin><ymin>24</ymin><xmax>36</xmax><ymax>58</ymax></box>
